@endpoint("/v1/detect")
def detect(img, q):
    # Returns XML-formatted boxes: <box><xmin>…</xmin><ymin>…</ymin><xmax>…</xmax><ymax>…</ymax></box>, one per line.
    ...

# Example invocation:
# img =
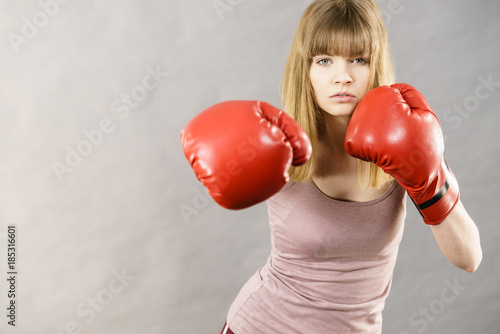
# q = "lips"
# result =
<box><xmin>330</xmin><ymin>91</ymin><xmax>355</xmax><ymax>102</ymax></box>
<box><xmin>331</xmin><ymin>91</ymin><xmax>355</xmax><ymax>98</ymax></box>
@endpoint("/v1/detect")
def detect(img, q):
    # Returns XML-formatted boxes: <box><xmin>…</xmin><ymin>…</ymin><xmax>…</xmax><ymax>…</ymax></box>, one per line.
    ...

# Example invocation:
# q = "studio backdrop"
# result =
<box><xmin>0</xmin><ymin>0</ymin><xmax>499</xmax><ymax>333</ymax></box>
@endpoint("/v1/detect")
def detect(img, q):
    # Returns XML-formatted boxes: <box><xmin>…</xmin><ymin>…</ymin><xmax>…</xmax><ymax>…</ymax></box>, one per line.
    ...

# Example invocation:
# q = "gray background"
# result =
<box><xmin>0</xmin><ymin>0</ymin><xmax>499</xmax><ymax>333</ymax></box>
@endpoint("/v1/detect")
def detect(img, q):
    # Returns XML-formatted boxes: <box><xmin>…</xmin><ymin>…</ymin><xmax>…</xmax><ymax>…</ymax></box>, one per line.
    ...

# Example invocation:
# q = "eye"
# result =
<box><xmin>352</xmin><ymin>58</ymin><xmax>370</xmax><ymax>64</ymax></box>
<box><xmin>316</xmin><ymin>58</ymin><xmax>332</xmax><ymax>66</ymax></box>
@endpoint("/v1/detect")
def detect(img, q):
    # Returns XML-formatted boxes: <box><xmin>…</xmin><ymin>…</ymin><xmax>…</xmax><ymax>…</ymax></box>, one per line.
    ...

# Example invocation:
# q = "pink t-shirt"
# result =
<box><xmin>226</xmin><ymin>180</ymin><xmax>407</xmax><ymax>333</ymax></box>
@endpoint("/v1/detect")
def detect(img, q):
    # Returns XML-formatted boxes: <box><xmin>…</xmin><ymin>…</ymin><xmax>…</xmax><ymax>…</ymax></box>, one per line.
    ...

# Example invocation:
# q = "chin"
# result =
<box><xmin>323</xmin><ymin>108</ymin><xmax>355</xmax><ymax>117</ymax></box>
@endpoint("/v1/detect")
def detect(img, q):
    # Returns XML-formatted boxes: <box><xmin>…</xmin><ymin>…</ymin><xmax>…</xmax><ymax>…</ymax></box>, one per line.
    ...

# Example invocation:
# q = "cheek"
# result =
<box><xmin>309</xmin><ymin>69</ymin><xmax>319</xmax><ymax>91</ymax></box>
<box><xmin>358</xmin><ymin>67</ymin><xmax>372</xmax><ymax>90</ymax></box>
<box><xmin>309</xmin><ymin>69</ymin><xmax>326</xmax><ymax>97</ymax></box>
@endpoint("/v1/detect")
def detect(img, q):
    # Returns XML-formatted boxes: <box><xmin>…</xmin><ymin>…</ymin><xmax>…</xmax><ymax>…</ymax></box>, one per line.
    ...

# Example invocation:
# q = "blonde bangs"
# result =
<box><xmin>307</xmin><ymin>6</ymin><xmax>373</xmax><ymax>61</ymax></box>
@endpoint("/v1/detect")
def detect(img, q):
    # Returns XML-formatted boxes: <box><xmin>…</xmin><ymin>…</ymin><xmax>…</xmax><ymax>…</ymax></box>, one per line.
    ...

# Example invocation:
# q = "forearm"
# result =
<box><xmin>430</xmin><ymin>200</ymin><xmax>482</xmax><ymax>272</ymax></box>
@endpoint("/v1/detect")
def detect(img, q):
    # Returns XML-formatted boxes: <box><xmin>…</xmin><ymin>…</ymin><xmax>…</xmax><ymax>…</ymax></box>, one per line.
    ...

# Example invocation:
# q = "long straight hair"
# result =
<box><xmin>281</xmin><ymin>0</ymin><xmax>395</xmax><ymax>188</ymax></box>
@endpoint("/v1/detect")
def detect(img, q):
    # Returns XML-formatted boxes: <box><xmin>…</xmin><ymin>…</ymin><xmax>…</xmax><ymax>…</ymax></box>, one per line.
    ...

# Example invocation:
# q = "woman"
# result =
<box><xmin>216</xmin><ymin>0</ymin><xmax>482</xmax><ymax>333</ymax></box>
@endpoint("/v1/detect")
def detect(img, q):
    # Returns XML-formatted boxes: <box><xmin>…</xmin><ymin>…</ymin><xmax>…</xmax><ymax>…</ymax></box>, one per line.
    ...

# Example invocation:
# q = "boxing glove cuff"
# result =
<box><xmin>409</xmin><ymin>161</ymin><xmax>460</xmax><ymax>225</ymax></box>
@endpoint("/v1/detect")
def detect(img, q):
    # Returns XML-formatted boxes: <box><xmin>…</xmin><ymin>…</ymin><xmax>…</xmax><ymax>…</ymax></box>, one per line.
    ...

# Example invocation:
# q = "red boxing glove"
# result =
<box><xmin>344</xmin><ymin>84</ymin><xmax>460</xmax><ymax>225</ymax></box>
<box><xmin>181</xmin><ymin>100</ymin><xmax>312</xmax><ymax>210</ymax></box>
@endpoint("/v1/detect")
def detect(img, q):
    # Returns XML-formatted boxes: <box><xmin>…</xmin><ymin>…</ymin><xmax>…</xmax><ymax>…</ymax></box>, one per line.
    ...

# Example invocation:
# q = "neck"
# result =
<box><xmin>315</xmin><ymin>113</ymin><xmax>358</xmax><ymax>176</ymax></box>
<box><xmin>322</xmin><ymin>114</ymin><xmax>351</xmax><ymax>148</ymax></box>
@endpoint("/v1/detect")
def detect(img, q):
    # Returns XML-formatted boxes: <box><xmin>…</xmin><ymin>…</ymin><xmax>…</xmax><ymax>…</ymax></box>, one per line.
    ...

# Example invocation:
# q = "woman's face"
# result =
<box><xmin>309</xmin><ymin>54</ymin><xmax>371</xmax><ymax>117</ymax></box>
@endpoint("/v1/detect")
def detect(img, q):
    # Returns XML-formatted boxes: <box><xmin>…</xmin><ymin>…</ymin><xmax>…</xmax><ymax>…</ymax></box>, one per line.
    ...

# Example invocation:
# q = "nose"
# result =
<box><xmin>333</xmin><ymin>61</ymin><xmax>353</xmax><ymax>85</ymax></box>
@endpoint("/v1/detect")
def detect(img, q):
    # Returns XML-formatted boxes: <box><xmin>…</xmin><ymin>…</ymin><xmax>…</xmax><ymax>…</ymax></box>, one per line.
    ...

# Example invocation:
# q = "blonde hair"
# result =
<box><xmin>281</xmin><ymin>0</ymin><xmax>395</xmax><ymax>188</ymax></box>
